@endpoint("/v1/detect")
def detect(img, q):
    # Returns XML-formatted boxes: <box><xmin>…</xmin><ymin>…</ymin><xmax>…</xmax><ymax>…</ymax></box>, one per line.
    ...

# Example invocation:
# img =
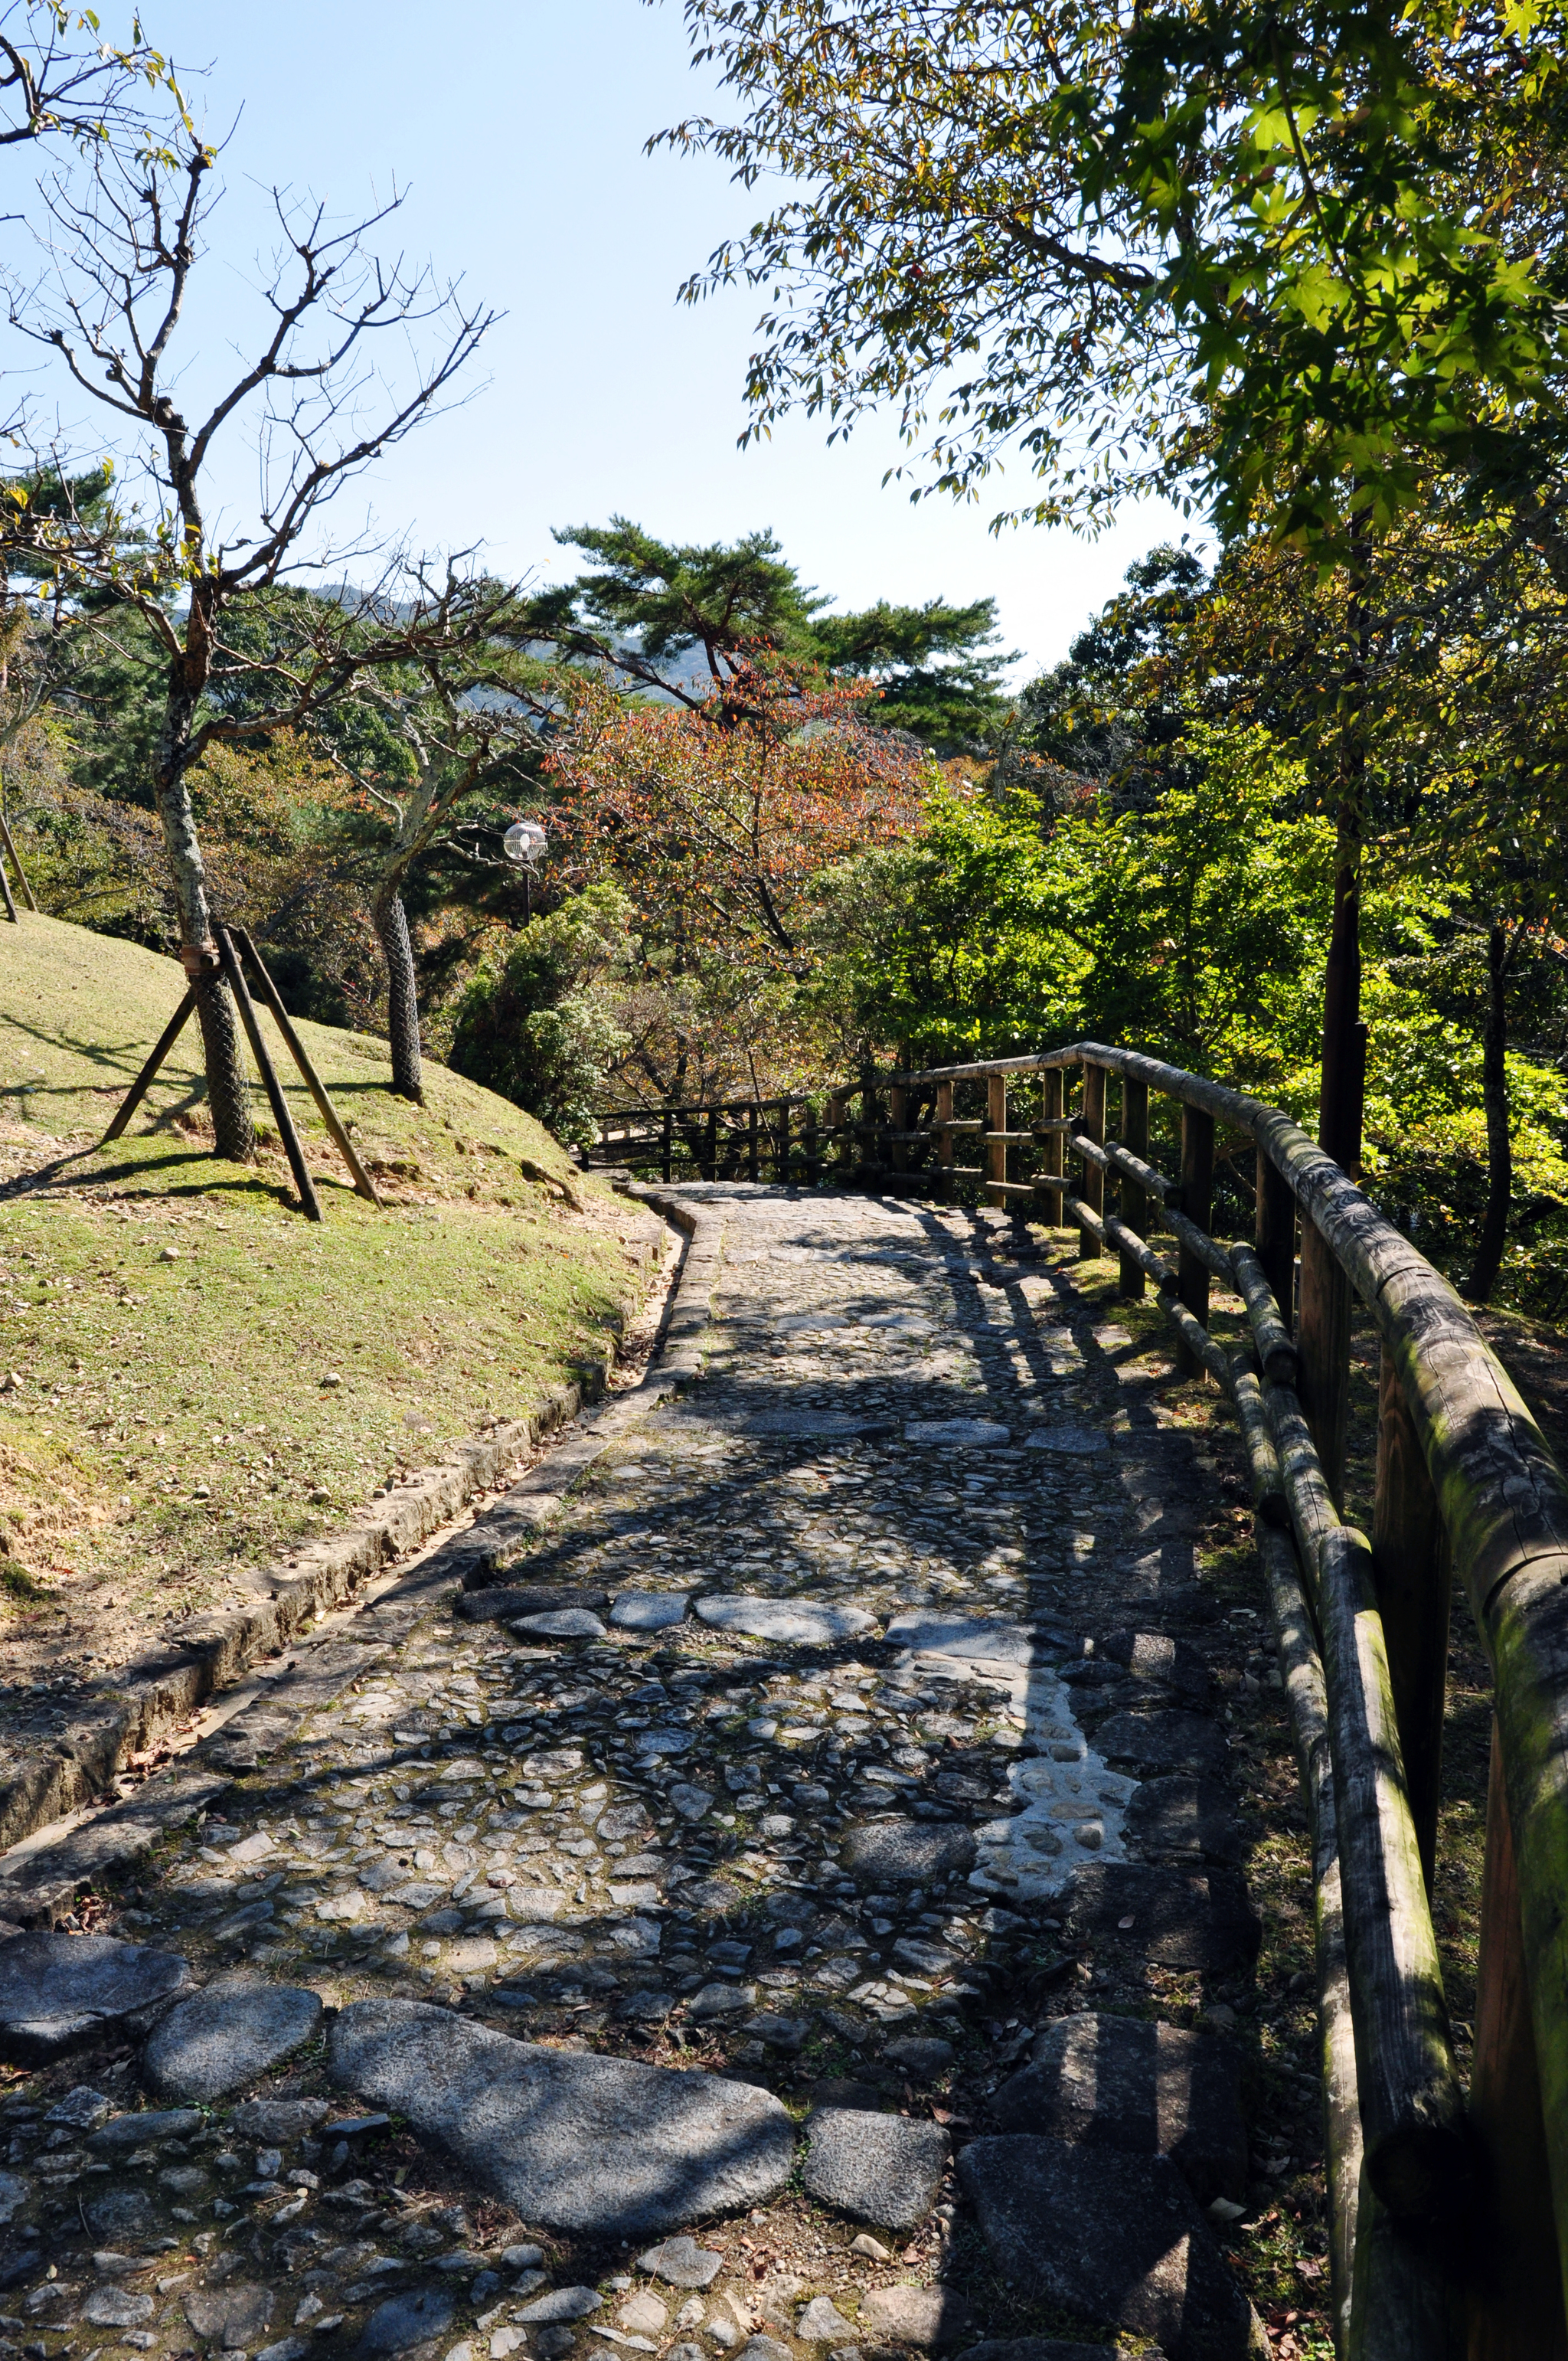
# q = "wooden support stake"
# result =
<box><xmin>231</xmin><ymin>929</ymin><xmax>382</xmax><ymax>1206</ymax></box>
<box><xmin>214</xmin><ymin>926</ymin><xmax>321</xmax><ymax>1221</ymax></box>
<box><xmin>99</xmin><ymin>986</ymin><xmax>198</xmax><ymax>1144</ymax></box>
<box><xmin>1077</xmin><ymin>1062</ymin><xmax>1105</xmax><ymax>1258</ymax></box>
<box><xmin>1466</xmin><ymin>1717</ymin><xmax>1568</xmax><ymax>2361</ymax></box>
<box><xmin>0</xmin><ymin>809</ymin><xmax>37</xmax><ymax>912</ymax></box>
<box><xmin>1372</xmin><ymin>1347</ymin><xmax>1451</xmax><ymax>1895</ymax></box>
<box><xmin>1119</xmin><ymin>1075</ymin><xmax>1148</xmax><ymax>1300</ymax></box>
<box><xmin>0</xmin><ymin>843</ymin><xmax>17</xmax><ymax>922</ymax></box>
<box><xmin>1300</xmin><ymin>1209</ymin><xmax>1354</xmax><ymax>1509</ymax></box>
<box><xmin>1316</xmin><ymin>1522</ymin><xmax>1469</xmax><ymax>2225</ymax></box>
<box><xmin>1176</xmin><ymin>1102</ymin><xmax>1214</xmax><ymax>1375</ymax></box>
<box><xmin>1257</xmin><ymin>1143</ymin><xmax>1297</xmax><ymax>1329</ymax></box>
<box><xmin>747</xmin><ymin>1101</ymin><xmax>760</xmax><ymax>1182</ymax></box>
<box><xmin>1040</xmin><ymin>1067</ymin><xmax>1064</xmax><ymax>1225</ymax></box>
<box><xmin>987</xmin><ymin>1071</ymin><xmax>1008</xmax><ymax>1204</ymax></box>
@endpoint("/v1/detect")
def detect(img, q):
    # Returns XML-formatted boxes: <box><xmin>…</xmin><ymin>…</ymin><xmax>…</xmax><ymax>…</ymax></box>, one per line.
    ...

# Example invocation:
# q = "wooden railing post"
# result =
<box><xmin>776</xmin><ymin>1097</ymin><xmax>791</xmax><ymax>1185</ymax></box>
<box><xmin>1466</xmin><ymin>1720</ymin><xmax>1568</xmax><ymax>2361</ymax></box>
<box><xmin>1372</xmin><ymin>1349</ymin><xmax>1451</xmax><ymax>1892</ymax></box>
<box><xmin>704</xmin><ymin>1107</ymin><xmax>717</xmax><ymax>1182</ymax></box>
<box><xmin>747</xmin><ymin>1101</ymin><xmax>760</xmax><ymax>1182</ymax></box>
<box><xmin>1299</xmin><ymin>1212</ymin><xmax>1354</xmax><ymax>1507</ymax></box>
<box><xmin>1257</xmin><ymin>1144</ymin><xmax>1297</xmax><ymax>1330</ymax></box>
<box><xmin>830</xmin><ymin>1090</ymin><xmax>851</xmax><ymax>1182</ymax></box>
<box><xmin>1077</xmin><ymin>1061</ymin><xmax>1106</xmax><ymax>1258</ymax></box>
<box><xmin>930</xmin><ymin>1086</ymin><xmax>954</xmax><ymax>1199</ymax></box>
<box><xmin>661</xmin><ymin>1108</ymin><xmax>673</xmax><ymax>1182</ymax></box>
<box><xmin>1175</xmin><ymin>1100</ymin><xmax>1214</xmax><ymax>1375</ymax></box>
<box><xmin>987</xmin><ymin>1071</ymin><xmax>1008</xmax><ymax>1205</ymax></box>
<box><xmin>861</xmin><ymin>1063</ymin><xmax>879</xmax><ymax>1187</ymax></box>
<box><xmin>890</xmin><ymin>1077</ymin><xmax>909</xmax><ymax>1195</ymax></box>
<box><xmin>1040</xmin><ymin>1067</ymin><xmax>1064</xmax><ymax>1227</ymax></box>
<box><xmin>804</xmin><ymin>1097</ymin><xmax>818</xmax><ymax>1187</ymax></box>
<box><xmin>1119</xmin><ymin>1075</ymin><xmax>1148</xmax><ymax>1300</ymax></box>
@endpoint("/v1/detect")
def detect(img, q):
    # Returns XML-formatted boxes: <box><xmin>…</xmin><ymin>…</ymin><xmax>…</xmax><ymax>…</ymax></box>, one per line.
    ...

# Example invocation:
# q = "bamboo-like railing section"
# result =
<box><xmin>596</xmin><ymin>1046</ymin><xmax>1568</xmax><ymax>2356</ymax></box>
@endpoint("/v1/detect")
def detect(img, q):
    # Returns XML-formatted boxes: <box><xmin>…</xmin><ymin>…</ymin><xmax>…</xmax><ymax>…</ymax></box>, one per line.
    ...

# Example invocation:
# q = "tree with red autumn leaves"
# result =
<box><xmin>539</xmin><ymin>662</ymin><xmax>933</xmax><ymax>1103</ymax></box>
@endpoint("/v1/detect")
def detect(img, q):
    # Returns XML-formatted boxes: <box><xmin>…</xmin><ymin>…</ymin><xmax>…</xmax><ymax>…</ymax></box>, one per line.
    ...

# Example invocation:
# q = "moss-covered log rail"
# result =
<box><xmin>597</xmin><ymin>1044</ymin><xmax>1568</xmax><ymax>2357</ymax></box>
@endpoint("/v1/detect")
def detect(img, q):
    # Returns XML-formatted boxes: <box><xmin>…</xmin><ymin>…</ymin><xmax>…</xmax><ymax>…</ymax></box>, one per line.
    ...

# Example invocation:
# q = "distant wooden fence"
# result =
<box><xmin>596</xmin><ymin>1049</ymin><xmax>1568</xmax><ymax>2356</ymax></box>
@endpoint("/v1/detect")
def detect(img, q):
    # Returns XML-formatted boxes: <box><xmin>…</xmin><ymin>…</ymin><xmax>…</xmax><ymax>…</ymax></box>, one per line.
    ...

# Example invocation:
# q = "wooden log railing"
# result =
<box><xmin>594</xmin><ymin>1046</ymin><xmax>1568</xmax><ymax>2356</ymax></box>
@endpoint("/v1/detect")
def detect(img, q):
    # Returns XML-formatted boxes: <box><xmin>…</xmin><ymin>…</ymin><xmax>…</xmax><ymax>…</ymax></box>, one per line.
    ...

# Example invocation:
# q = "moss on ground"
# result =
<box><xmin>0</xmin><ymin>911</ymin><xmax>658</xmax><ymax>1689</ymax></box>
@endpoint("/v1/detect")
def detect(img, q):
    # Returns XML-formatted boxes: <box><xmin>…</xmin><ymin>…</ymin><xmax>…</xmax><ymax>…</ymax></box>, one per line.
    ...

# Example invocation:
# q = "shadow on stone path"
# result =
<box><xmin>0</xmin><ymin>1190</ymin><xmax>1280</xmax><ymax>2361</ymax></box>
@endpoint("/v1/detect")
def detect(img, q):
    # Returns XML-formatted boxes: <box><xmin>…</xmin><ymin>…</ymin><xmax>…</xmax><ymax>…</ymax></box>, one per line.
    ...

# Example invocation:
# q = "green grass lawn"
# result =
<box><xmin>0</xmin><ymin>911</ymin><xmax>656</xmax><ymax>1679</ymax></box>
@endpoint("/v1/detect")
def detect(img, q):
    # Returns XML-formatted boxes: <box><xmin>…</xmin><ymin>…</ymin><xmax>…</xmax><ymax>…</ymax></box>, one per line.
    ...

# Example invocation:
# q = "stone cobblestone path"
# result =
<box><xmin>0</xmin><ymin>1189</ymin><xmax>1279</xmax><ymax>2361</ymax></box>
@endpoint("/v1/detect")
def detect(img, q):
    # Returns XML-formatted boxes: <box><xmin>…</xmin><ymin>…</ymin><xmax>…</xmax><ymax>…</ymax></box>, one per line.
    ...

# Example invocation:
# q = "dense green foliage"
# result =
<box><xmin>446</xmin><ymin>886</ymin><xmax>637</xmax><ymax>1149</ymax></box>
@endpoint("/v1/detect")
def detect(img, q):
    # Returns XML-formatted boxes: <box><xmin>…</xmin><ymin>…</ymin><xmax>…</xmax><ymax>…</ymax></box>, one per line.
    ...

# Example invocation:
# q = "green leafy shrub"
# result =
<box><xmin>446</xmin><ymin>886</ymin><xmax>635</xmax><ymax>1149</ymax></box>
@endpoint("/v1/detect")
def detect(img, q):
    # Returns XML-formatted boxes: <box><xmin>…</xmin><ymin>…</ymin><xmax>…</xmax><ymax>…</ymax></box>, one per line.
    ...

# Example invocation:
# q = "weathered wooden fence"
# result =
<box><xmin>595</xmin><ymin>1048</ymin><xmax>1568</xmax><ymax>2357</ymax></box>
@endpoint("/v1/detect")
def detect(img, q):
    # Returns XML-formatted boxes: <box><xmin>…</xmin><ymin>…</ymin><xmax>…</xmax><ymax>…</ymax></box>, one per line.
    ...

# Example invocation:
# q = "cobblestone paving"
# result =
<box><xmin>0</xmin><ymin>1189</ymin><xmax>1275</xmax><ymax>2361</ymax></box>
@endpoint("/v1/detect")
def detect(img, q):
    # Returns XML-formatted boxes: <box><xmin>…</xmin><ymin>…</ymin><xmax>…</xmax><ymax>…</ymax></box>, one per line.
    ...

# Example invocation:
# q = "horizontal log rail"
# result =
<box><xmin>595</xmin><ymin>1044</ymin><xmax>1568</xmax><ymax>2352</ymax></box>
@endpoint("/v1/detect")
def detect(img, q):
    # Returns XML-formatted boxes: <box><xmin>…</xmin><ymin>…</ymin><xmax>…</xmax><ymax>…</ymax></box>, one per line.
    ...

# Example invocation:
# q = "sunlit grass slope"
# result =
<box><xmin>0</xmin><ymin>912</ymin><xmax>652</xmax><ymax>1674</ymax></box>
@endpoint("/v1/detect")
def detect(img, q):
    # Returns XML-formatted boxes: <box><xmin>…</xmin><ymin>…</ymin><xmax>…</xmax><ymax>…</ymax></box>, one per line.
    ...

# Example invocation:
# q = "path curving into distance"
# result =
<box><xmin>0</xmin><ymin>1186</ymin><xmax>1285</xmax><ymax>2361</ymax></box>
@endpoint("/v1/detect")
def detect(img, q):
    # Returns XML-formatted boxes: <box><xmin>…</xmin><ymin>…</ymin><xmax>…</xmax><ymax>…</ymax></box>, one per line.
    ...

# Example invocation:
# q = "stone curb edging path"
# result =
<box><xmin>0</xmin><ymin>1185</ymin><xmax>1290</xmax><ymax>2361</ymax></box>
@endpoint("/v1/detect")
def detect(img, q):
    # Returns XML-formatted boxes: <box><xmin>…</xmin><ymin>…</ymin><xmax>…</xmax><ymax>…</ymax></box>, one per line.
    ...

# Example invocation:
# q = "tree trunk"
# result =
<box><xmin>1318</xmin><ymin>551</ymin><xmax>1370</xmax><ymax>1178</ymax></box>
<box><xmin>152</xmin><ymin>665</ymin><xmax>253</xmax><ymax>1163</ymax></box>
<box><xmin>1464</xmin><ymin>923</ymin><xmax>1513</xmax><ymax>1304</ymax></box>
<box><xmin>373</xmin><ymin>883</ymin><xmax>424</xmax><ymax>1102</ymax></box>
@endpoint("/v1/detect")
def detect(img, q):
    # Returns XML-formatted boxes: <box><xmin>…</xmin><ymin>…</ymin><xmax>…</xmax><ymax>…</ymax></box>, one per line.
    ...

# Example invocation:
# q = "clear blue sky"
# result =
<box><xmin>17</xmin><ymin>1</ymin><xmax>1195</xmax><ymax>679</ymax></box>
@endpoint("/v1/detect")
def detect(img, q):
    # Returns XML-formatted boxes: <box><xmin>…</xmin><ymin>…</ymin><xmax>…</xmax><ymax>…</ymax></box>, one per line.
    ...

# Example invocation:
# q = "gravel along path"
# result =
<box><xmin>0</xmin><ymin>1188</ymin><xmax>1275</xmax><ymax>2361</ymax></box>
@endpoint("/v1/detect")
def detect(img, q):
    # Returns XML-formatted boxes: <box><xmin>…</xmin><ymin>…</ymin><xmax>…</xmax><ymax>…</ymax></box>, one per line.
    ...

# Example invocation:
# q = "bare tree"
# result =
<box><xmin>0</xmin><ymin>2</ymin><xmax>185</xmax><ymax>154</ymax></box>
<box><xmin>325</xmin><ymin>575</ymin><xmax>550</xmax><ymax>1100</ymax></box>
<box><xmin>2</xmin><ymin>129</ymin><xmax>496</xmax><ymax>1158</ymax></box>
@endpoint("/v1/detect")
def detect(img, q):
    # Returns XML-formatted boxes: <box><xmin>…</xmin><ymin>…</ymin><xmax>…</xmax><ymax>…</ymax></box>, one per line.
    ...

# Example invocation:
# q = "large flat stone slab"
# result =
<box><xmin>356</xmin><ymin>2287</ymin><xmax>454</xmax><ymax>2358</ymax></box>
<box><xmin>1098</xmin><ymin>1629</ymin><xmax>1212</xmax><ymax>1705</ymax></box>
<box><xmin>610</xmin><ymin>1594</ymin><xmax>691</xmax><ymax>1632</ymax></box>
<box><xmin>330</xmin><ymin>1999</ymin><xmax>794</xmax><ymax>2235</ymax></box>
<box><xmin>858</xmin><ymin>2287</ymin><xmax>973</xmax><ymax>2349</ymax></box>
<box><xmin>696</xmin><ymin>1597</ymin><xmax>876</xmax><ymax>1644</ymax></box>
<box><xmin>88</xmin><ymin>2107</ymin><xmax>204</xmax><ymax>2152</ymax></box>
<box><xmin>903</xmin><ymin>1419</ymin><xmax>1011</xmax><ymax>1448</ymax></box>
<box><xmin>884</xmin><ymin>1613</ymin><xmax>1037</xmax><ymax>1667</ymax></box>
<box><xmin>841</xmin><ymin>1821</ymin><xmax>976</xmax><ymax>1886</ymax></box>
<box><xmin>1125</xmin><ymin>1776</ymin><xmax>1242</xmax><ymax>1866</ymax></box>
<box><xmin>958</xmin><ymin>2135</ymin><xmax>1258</xmax><ymax>2361</ymax></box>
<box><xmin>991</xmin><ymin>2013</ymin><xmax>1247</xmax><ymax>2204</ymax></box>
<box><xmin>1060</xmin><ymin>1862</ymin><xmax>1261</xmax><ymax>1972</ymax></box>
<box><xmin>456</xmin><ymin>1586</ymin><xmax>609</xmax><ymax>1625</ymax></box>
<box><xmin>1094</xmin><ymin>1709</ymin><xmax>1228</xmax><ymax>1779</ymax></box>
<box><xmin>185</xmin><ymin>2282</ymin><xmax>276</xmax><ymax>2346</ymax></box>
<box><xmin>145</xmin><ymin>1976</ymin><xmax>323</xmax><ymax>2102</ymax></box>
<box><xmin>734</xmin><ymin>1413</ymin><xmax>897</xmax><ymax>1440</ymax></box>
<box><xmin>0</xmin><ymin>1934</ymin><xmax>191</xmax><ymax>2062</ymax></box>
<box><xmin>802</xmin><ymin>2109</ymin><xmax>946</xmax><ymax>2229</ymax></box>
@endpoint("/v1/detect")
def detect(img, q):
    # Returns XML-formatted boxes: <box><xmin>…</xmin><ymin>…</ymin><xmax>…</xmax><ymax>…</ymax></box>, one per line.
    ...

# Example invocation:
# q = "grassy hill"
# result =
<box><xmin>0</xmin><ymin>912</ymin><xmax>655</xmax><ymax>1683</ymax></box>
